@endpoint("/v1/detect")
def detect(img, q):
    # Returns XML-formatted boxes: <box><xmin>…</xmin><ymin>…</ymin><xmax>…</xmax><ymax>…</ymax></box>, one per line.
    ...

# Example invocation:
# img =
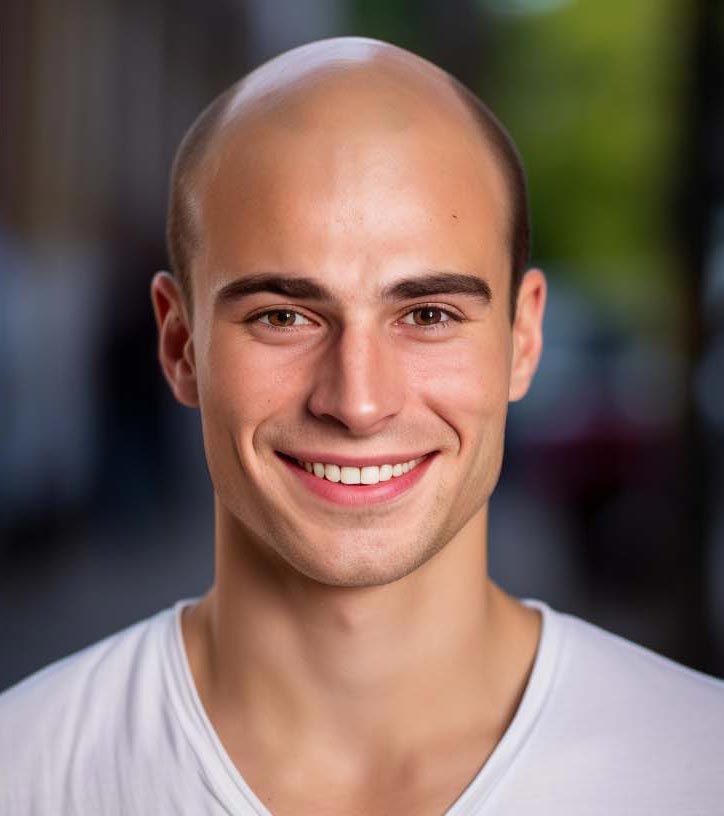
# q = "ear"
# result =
<box><xmin>150</xmin><ymin>271</ymin><xmax>199</xmax><ymax>407</ymax></box>
<box><xmin>509</xmin><ymin>268</ymin><xmax>547</xmax><ymax>402</ymax></box>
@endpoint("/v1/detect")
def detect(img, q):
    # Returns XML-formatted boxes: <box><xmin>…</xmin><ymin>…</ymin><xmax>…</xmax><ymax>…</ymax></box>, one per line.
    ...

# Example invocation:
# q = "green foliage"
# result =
<box><xmin>480</xmin><ymin>0</ymin><xmax>690</xmax><ymax>319</ymax></box>
<box><xmin>349</xmin><ymin>0</ymin><xmax>424</xmax><ymax>50</ymax></box>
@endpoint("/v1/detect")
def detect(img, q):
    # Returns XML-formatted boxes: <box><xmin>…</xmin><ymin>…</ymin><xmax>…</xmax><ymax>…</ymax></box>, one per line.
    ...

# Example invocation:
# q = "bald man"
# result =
<box><xmin>1</xmin><ymin>37</ymin><xmax>723</xmax><ymax>816</ymax></box>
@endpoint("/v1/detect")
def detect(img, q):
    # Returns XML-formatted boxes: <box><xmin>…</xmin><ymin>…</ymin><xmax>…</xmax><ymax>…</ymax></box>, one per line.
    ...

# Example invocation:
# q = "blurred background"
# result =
<box><xmin>2</xmin><ymin>0</ymin><xmax>724</xmax><ymax>690</ymax></box>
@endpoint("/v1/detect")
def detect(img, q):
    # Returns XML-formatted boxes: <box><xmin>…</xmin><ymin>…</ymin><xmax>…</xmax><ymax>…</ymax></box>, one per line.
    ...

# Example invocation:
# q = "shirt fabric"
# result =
<box><xmin>1</xmin><ymin>597</ymin><xmax>723</xmax><ymax>815</ymax></box>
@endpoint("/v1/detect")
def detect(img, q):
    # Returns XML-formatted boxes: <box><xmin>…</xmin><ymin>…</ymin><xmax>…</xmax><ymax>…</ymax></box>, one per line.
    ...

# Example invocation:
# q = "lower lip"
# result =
<box><xmin>277</xmin><ymin>452</ymin><xmax>437</xmax><ymax>507</ymax></box>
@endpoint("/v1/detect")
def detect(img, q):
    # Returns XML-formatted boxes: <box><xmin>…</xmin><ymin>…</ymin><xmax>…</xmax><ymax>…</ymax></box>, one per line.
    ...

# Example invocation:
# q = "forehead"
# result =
<box><xmin>192</xmin><ymin>67</ymin><xmax>511</xmax><ymax>306</ymax></box>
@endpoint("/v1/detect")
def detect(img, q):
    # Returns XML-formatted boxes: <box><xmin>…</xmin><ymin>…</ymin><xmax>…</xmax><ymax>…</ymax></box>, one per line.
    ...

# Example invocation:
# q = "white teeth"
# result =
<box><xmin>297</xmin><ymin>456</ymin><xmax>427</xmax><ymax>484</ymax></box>
<box><xmin>340</xmin><ymin>466</ymin><xmax>361</xmax><ymax>485</ymax></box>
<box><xmin>360</xmin><ymin>466</ymin><xmax>379</xmax><ymax>485</ymax></box>
<box><xmin>324</xmin><ymin>463</ymin><xmax>341</xmax><ymax>482</ymax></box>
<box><xmin>379</xmin><ymin>464</ymin><xmax>393</xmax><ymax>482</ymax></box>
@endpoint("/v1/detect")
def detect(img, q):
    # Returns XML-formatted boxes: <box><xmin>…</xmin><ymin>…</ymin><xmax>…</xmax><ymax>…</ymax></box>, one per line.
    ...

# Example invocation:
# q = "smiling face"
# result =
<box><xmin>152</xmin><ymin>51</ymin><xmax>545</xmax><ymax>588</ymax></box>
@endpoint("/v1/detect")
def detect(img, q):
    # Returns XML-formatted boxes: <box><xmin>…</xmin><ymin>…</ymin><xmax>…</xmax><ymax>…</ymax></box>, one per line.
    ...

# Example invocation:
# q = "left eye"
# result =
<box><xmin>257</xmin><ymin>310</ymin><xmax>313</xmax><ymax>328</ymax></box>
<box><xmin>400</xmin><ymin>307</ymin><xmax>454</xmax><ymax>326</ymax></box>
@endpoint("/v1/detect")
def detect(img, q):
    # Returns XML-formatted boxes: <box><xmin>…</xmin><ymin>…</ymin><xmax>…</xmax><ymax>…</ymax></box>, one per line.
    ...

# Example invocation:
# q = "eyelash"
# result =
<box><xmin>247</xmin><ymin>305</ymin><xmax>464</xmax><ymax>335</ymax></box>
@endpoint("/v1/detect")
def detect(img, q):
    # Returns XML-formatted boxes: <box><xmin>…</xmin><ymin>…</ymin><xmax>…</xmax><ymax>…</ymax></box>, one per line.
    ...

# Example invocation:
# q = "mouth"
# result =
<box><xmin>275</xmin><ymin>450</ymin><xmax>438</xmax><ymax>507</ymax></box>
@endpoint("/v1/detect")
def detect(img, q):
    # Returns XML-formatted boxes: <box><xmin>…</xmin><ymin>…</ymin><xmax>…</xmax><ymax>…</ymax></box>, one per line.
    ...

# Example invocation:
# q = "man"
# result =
<box><xmin>1</xmin><ymin>36</ymin><xmax>722</xmax><ymax>815</ymax></box>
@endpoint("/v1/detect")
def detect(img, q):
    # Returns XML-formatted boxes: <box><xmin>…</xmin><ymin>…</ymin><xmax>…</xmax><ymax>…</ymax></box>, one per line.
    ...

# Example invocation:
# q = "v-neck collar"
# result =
<box><xmin>165</xmin><ymin>596</ymin><xmax>563</xmax><ymax>815</ymax></box>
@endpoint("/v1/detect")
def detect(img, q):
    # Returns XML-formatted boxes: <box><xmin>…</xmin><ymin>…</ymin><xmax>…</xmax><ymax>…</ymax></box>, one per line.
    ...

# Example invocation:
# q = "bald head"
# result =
<box><xmin>166</xmin><ymin>37</ymin><xmax>530</xmax><ymax>319</ymax></box>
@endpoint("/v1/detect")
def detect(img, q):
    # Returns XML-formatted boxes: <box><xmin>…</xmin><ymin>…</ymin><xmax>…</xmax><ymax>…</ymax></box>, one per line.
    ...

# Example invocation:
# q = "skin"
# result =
<box><xmin>151</xmin><ymin>38</ymin><xmax>546</xmax><ymax>816</ymax></box>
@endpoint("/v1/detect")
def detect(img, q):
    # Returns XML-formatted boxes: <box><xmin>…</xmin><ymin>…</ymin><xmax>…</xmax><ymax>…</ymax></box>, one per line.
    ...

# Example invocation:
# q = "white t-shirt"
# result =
<box><xmin>1</xmin><ymin>598</ymin><xmax>722</xmax><ymax>815</ymax></box>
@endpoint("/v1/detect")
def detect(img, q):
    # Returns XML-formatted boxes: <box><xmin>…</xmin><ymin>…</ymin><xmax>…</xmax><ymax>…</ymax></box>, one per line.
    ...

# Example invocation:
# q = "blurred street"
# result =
<box><xmin>2</xmin><ymin>0</ymin><xmax>724</xmax><ymax>689</ymax></box>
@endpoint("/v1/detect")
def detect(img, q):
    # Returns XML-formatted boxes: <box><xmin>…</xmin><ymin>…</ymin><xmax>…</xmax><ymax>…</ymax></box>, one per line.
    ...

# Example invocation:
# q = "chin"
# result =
<box><xmin>277</xmin><ymin>529</ymin><xmax>444</xmax><ymax>589</ymax></box>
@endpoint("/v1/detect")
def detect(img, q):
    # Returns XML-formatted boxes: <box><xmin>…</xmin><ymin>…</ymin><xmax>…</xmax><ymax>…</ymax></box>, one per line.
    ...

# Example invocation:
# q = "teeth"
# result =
<box><xmin>341</xmin><ymin>466</ymin><xmax>361</xmax><ymax>485</ymax></box>
<box><xmin>324</xmin><ymin>463</ymin><xmax>341</xmax><ymax>482</ymax></box>
<box><xmin>296</xmin><ymin>456</ymin><xmax>427</xmax><ymax>484</ymax></box>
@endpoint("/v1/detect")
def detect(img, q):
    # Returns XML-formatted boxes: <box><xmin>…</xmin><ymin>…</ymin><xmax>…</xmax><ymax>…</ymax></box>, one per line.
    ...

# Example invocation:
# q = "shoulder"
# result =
<box><xmin>0</xmin><ymin>605</ymin><xmax>170</xmax><ymax>723</ymax></box>
<box><xmin>0</xmin><ymin>605</ymin><xmax>179</xmax><ymax>812</ymax></box>
<box><xmin>557</xmin><ymin>610</ymin><xmax>724</xmax><ymax>721</ymax></box>
<box><xmin>536</xmin><ymin>606</ymin><xmax>724</xmax><ymax>802</ymax></box>
<box><xmin>495</xmin><ymin>602</ymin><xmax>724</xmax><ymax>812</ymax></box>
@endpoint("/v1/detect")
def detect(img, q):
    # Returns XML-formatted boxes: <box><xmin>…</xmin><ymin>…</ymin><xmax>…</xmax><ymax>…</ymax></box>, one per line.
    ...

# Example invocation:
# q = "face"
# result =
<box><xmin>153</xmin><ymin>77</ymin><xmax>545</xmax><ymax>588</ymax></box>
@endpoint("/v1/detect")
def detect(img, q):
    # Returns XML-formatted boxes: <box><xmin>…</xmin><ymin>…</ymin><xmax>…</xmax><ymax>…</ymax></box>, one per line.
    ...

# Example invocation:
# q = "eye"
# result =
<box><xmin>399</xmin><ymin>305</ymin><xmax>460</xmax><ymax>330</ymax></box>
<box><xmin>255</xmin><ymin>309</ymin><xmax>314</xmax><ymax>330</ymax></box>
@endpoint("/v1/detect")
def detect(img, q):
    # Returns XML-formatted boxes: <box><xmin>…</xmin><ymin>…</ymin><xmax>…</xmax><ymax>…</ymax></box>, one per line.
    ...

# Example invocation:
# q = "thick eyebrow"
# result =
<box><xmin>382</xmin><ymin>272</ymin><xmax>492</xmax><ymax>304</ymax></box>
<box><xmin>214</xmin><ymin>271</ymin><xmax>492</xmax><ymax>307</ymax></box>
<box><xmin>215</xmin><ymin>273</ymin><xmax>337</xmax><ymax>306</ymax></box>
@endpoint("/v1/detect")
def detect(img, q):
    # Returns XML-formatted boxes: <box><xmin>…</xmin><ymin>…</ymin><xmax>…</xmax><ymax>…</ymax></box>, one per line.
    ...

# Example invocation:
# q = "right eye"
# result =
<box><xmin>253</xmin><ymin>309</ymin><xmax>314</xmax><ymax>330</ymax></box>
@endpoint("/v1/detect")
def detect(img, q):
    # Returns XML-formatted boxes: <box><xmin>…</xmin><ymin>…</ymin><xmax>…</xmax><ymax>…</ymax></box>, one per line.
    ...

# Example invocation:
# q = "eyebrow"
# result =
<box><xmin>215</xmin><ymin>271</ymin><xmax>492</xmax><ymax>307</ymax></box>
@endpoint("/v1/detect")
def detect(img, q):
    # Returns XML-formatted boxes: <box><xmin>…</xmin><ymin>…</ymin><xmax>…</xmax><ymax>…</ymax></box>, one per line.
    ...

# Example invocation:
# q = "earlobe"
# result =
<box><xmin>508</xmin><ymin>268</ymin><xmax>546</xmax><ymax>403</ymax></box>
<box><xmin>150</xmin><ymin>271</ymin><xmax>199</xmax><ymax>408</ymax></box>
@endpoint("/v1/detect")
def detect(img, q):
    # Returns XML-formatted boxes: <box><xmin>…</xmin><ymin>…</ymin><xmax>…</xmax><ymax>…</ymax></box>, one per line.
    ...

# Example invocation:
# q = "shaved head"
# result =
<box><xmin>152</xmin><ymin>35</ymin><xmax>547</xmax><ymax>597</ymax></box>
<box><xmin>166</xmin><ymin>37</ymin><xmax>530</xmax><ymax>320</ymax></box>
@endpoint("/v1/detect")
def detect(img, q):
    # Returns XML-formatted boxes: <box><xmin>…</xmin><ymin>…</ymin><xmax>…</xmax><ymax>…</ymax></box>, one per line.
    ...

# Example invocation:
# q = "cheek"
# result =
<box><xmin>406</xmin><ymin>330</ymin><xmax>512</xmax><ymax>515</ymax></box>
<box><xmin>194</xmin><ymin>325</ymin><xmax>315</xmax><ymax>503</ymax></box>
<box><xmin>408</xmin><ymin>330</ymin><xmax>512</xmax><ymax>430</ymax></box>
<box><xmin>199</xmin><ymin>325</ymin><xmax>310</xmax><ymax>427</ymax></box>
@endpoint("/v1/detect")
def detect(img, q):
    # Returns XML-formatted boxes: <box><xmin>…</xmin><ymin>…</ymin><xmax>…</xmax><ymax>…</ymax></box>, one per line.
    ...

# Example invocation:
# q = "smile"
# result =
<box><xmin>296</xmin><ymin>455</ymin><xmax>425</xmax><ymax>484</ymax></box>
<box><xmin>275</xmin><ymin>451</ymin><xmax>437</xmax><ymax>507</ymax></box>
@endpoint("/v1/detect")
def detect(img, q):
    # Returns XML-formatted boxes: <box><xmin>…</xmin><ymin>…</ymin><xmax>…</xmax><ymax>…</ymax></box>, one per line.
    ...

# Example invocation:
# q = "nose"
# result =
<box><xmin>307</xmin><ymin>321</ymin><xmax>405</xmax><ymax>435</ymax></box>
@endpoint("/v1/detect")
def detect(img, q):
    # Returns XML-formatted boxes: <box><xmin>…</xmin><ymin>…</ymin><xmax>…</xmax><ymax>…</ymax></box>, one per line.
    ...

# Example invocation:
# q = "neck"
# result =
<box><xmin>183</xmin><ymin>498</ymin><xmax>541</xmax><ymax>780</ymax></box>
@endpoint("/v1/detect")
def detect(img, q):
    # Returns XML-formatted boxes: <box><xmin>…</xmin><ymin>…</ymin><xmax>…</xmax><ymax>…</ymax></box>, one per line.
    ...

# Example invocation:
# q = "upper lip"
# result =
<box><xmin>276</xmin><ymin>450</ymin><xmax>436</xmax><ymax>468</ymax></box>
